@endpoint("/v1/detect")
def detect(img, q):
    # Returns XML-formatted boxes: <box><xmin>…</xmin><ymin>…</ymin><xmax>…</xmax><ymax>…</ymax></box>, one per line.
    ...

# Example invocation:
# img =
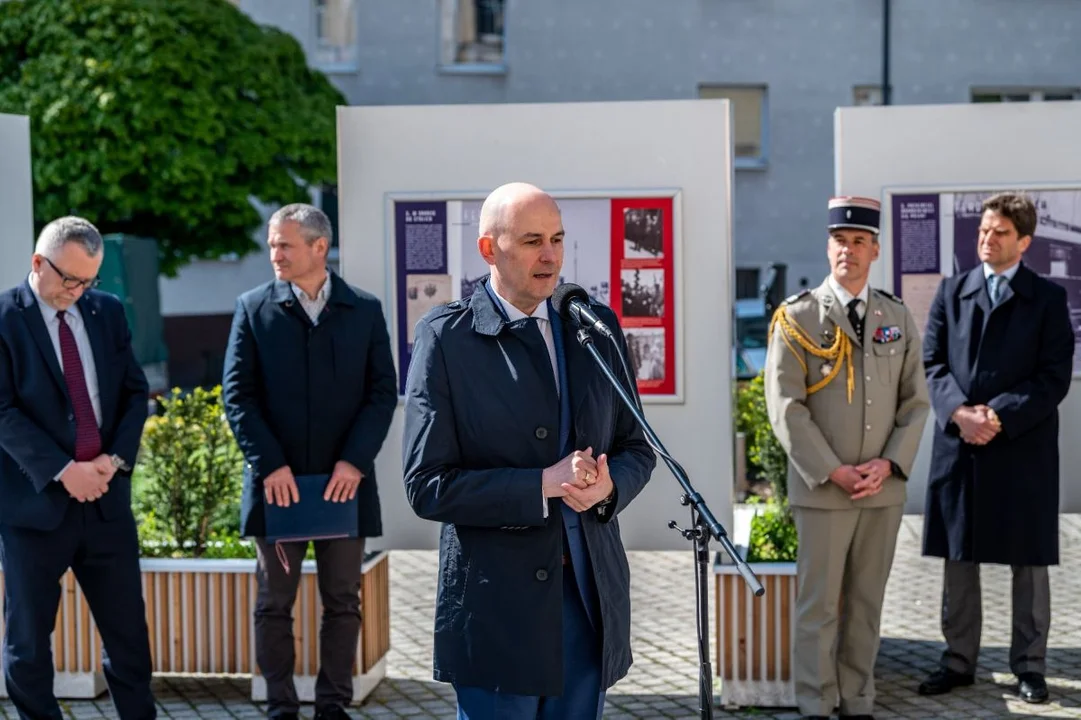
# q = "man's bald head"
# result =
<box><xmin>476</xmin><ymin>182</ymin><xmax>565</xmax><ymax>315</ymax></box>
<box><xmin>478</xmin><ymin>182</ymin><xmax>560</xmax><ymax>239</ymax></box>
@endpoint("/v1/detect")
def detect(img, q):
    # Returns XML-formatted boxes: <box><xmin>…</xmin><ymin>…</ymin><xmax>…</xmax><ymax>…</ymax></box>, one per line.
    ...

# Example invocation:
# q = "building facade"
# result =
<box><xmin>162</xmin><ymin>0</ymin><xmax>1080</xmax><ymax>384</ymax></box>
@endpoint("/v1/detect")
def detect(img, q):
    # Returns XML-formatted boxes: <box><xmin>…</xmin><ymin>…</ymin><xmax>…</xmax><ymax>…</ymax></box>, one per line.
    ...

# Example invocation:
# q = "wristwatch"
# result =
<box><xmin>110</xmin><ymin>454</ymin><xmax>132</xmax><ymax>473</ymax></box>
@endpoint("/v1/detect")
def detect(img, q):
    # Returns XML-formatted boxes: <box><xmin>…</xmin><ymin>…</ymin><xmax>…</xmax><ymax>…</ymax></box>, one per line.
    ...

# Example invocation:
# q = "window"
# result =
<box><xmin>972</xmin><ymin>87</ymin><xmax>1080</xmax><ymax>103</ymax></box>
<box><xmin>853</xmin><ymin>85</ymin><xmax>890</xmax><ymax>106</ymax></box>
<box><xmin>313</xmin><ymin>0</ymin><xmax>358</xmax><ymax>71</ymax></box>
<box><xmin>735</xmin><ymin>267</ymin><xmax>760</xmax><ymax>300</ymax></box>
<box><xmin>698</xmin><ymin>85</ymin><xmax>768</xmax><ymax>168</ymax></box>
<box><xmin>440</xmin><ymin>0</ymin><xmax>505</xmax><ymax>70</ymax></box>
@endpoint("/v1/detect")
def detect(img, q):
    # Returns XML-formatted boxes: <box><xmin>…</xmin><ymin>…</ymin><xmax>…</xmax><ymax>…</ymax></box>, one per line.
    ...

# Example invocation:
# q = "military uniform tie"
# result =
<box><xmin>846</xmin><ymin>298</ymin><xmax>864</xmax><ymax>345</ymax></box>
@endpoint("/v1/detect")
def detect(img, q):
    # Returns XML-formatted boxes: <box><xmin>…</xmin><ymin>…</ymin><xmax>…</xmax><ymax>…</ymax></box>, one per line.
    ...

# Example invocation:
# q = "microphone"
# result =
<box><xmin>551</xmin><ymin>283</ymin><xmax>614</xmax><ymax>339</ymax></box>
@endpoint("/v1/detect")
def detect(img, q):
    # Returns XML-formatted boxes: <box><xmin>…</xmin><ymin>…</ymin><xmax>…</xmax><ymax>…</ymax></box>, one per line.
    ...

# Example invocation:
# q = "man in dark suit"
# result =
<box><xmin>402</xmin><ymin>182</ymin><xmax>657</xmax><ymax>719</ymax></box>
<box><xmin>919</xmin><ymin>192</ymin><xmax>1074</xmax><ymax>704</ymax></box>
<box><xmin>222</xmin><ymin>203</ymin><xmax>396</xmax><ymax>720</ymax></box>
<box><xmin>0</xmin><ymin>216</ymin><xmax>155</xmax><ymax>720</ymax></box>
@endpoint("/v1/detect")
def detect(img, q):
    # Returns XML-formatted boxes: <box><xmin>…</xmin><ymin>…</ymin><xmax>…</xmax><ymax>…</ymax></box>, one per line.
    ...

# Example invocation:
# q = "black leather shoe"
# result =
<box><xmin>917</xmin><ymin>668</ymin><xmax>975</xmax><ymax>695</ymax></box>
<box><xmin>314</xmin><ymin>707</ymin><xmax>352</xmax><ymax>720</ymax></box>
<box><xmin>841</xmin><ymin>715</ymin><xmax>876</xmax><ymax>719</ymax></box>
<box><xmin>1018</xmin><ymin>672</ymin><xmax>1049</xmax><ymax>703</ymax></box>
<box><xmin>802</xmin><ymin>716</ymin><xmax>830</xmax><ymax>719</ymax></box>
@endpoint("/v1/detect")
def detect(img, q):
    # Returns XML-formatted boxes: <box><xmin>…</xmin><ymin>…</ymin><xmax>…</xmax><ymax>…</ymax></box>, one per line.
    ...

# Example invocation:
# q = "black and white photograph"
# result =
<box><xmin>625</xmin><ymin>328</ymin><xmax>666</xmax><ymax>382</ymax></box>
<box><xmin>623</xmin><ymin>208</ymin><xmax>664</xmax><ymax>259</ymax></box>
<box><xmin>621</xmin><ymin>268</ymin><xmax>665</xmax><ymax>318</ymax></box>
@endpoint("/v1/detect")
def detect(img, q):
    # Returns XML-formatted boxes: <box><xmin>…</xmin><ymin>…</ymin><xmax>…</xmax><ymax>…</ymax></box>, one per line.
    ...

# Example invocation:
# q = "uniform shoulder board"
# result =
<box><xmin>874</xmin><ymin>289</ymin><xmax>904</xmax><ymax>304</ymax></box>
<box><xmin>781</xmin><ymin>289</ymin><xmax>811</xmax><ymax>305</ymax></box>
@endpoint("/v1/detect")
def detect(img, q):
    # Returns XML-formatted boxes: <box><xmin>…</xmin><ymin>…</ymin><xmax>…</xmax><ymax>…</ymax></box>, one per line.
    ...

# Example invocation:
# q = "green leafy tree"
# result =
<box><xmin>0</xmin><ymin>0</ymin><xmax>345</xmax><ymax>275</ymax></box>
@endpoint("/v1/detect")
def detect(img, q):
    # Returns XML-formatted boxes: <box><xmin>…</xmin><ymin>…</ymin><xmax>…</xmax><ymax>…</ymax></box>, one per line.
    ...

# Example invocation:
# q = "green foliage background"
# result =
<box><xmin>0</xmin><ymin>0</ymin><xmax>345</xmax><ymax>275</ymax></box>
<box><xmin>736</xmin><ymin>372</ymin><xmax>798</xmax><ymax>562</ymax></box>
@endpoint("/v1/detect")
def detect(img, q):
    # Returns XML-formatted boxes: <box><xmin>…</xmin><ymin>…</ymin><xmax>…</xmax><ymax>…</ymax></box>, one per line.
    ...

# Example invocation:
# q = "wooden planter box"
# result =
<box><xmin>714</xmin><ymin>557</ymin><xmax>797</xmax><ymax>709</ymax></box>
<box><xmin>0</xmin><ymin>550</ymin><xmax>391</xmax><ymax>705</ymax></box>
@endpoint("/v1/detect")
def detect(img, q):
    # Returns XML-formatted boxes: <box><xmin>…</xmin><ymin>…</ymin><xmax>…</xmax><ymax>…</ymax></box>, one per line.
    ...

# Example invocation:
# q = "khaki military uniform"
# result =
<box><xmin>764</xmin><ymin>277</ymin><xmax>930</xmax><ymax>717</ymax></box>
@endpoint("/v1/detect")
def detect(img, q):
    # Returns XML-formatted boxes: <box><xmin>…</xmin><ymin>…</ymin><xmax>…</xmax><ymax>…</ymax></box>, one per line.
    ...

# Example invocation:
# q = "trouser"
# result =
<box><xmin>254</xmin><ymin>537</ymin><xmax>366</xmax><ymax>717</ymax></box>
<box><xmin>791</xmin><ymin>504</ymin><xmax>904</xmax><ymax>717</ymax></box>
<box><xmin>939</xmin><ymin>559</ymin><xmax>1050</xmax><ymax>676</ymax></box>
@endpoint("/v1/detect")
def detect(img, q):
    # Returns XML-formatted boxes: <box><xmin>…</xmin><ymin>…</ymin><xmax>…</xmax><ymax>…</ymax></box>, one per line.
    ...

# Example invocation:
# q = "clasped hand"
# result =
<box><xmin>830</xmin><ymin>457</ymin><xmax>891</xmax><ymax>500</ymax></box>
<box><xmin>951</xmin><ymin>404</ymin><xmax>1001</xmax><ymax>445</ymax></box>
<box><xmin>542</xmin><ymin>446</ymin><xmax>614</xmax><ymax>512</ymax></box>
<box><xmin>60</xmin><ymin>454</ymin><xmax>116</xmax><ymax>503</ymax></box>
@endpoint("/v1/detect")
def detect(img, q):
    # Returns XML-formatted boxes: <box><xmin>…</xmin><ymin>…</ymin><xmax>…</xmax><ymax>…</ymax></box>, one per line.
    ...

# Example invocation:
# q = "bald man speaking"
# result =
<box><xmin>402</xmin><ymin>183</ymin><xmax>656</xmax><ymax>719</ymax></box>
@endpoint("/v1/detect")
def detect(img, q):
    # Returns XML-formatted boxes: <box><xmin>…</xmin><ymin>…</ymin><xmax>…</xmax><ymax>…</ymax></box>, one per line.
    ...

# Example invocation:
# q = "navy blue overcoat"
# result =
<box><xmin>402</xmin><ymin>281</ymin><xmax>656</xmax><ymax>697</ymax></box>
<box><xmin>922</xmin><ymin>264</ymin><xmax>1074</xmax><ymax>566</ymax></box>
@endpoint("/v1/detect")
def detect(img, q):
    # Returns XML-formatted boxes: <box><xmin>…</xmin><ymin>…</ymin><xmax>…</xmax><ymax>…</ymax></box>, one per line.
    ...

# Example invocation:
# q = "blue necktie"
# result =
<box><xmin>989</xmin><ymin>274</ymin><xmax>1002</xmax><ymax>305</ymax></box>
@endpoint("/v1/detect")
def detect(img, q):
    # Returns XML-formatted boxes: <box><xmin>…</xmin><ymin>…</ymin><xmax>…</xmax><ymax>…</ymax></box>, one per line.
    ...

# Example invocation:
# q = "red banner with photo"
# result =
<box><xmin>610</xmin><ymin>197</ymin><xmax>676</xmax><ymax>396</ymax></box>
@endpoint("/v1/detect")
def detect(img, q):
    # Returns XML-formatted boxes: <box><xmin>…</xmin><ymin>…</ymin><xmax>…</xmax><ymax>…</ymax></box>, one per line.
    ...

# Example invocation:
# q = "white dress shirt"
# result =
<box><xmin>490</xmin><ymin>285</ymin><xmax>560</xmax><ymax>517</ymax></box>
<box><xmin>828</xmin><ymin>275</ymin><xmax>870</xmax><ymax>320</ymax></box>
<box><xmin>291</xmin><ymin>270</ymin><xmax>332</xmax><ymax>324</ymax></box>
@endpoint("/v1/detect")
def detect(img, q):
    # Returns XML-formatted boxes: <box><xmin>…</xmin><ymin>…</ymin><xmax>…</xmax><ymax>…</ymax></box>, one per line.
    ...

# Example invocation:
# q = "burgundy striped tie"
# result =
<box><xmin>57</xmin><ymin>311</ymin><xmax>101</xmax><ymax>461</ymax></box>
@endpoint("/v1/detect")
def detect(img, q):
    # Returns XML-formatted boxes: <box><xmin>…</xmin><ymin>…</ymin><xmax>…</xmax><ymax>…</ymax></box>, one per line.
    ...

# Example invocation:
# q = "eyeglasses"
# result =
<box><xmin>43</xmin><ymin>256</ymin><xmax>100</xmax><ymax>290</ymax></box>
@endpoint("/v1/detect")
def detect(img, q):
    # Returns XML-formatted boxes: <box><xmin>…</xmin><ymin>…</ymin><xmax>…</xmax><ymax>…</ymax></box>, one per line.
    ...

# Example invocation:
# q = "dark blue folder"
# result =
<box><xmin>264</xmin><ymin>474</ymin><xmax>359</xmax><ymax>544</ymax></box>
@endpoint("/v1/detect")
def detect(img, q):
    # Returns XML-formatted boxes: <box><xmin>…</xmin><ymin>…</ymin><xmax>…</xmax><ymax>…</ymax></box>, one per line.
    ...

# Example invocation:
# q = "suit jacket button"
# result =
<box><xmin>535</xmin><ymin>569</ymin><xmax>549</xmax><ymax>582</ymax></box>
<box><xmin>535</xmin><ymin>427</ymin><xmax>548</xmax><ymax>440</ymax></box>
<box><xmin>68</xmin><ymin>414</ymin><xmax>74</xmax><ymax>421</ymax></box>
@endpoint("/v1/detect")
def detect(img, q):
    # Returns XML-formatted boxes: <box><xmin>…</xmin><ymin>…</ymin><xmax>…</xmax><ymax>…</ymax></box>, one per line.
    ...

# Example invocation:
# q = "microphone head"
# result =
<box><xmin>550</xmin><ymin>282</ymin><xmax>591</xmax><ymax>319</ymax></box>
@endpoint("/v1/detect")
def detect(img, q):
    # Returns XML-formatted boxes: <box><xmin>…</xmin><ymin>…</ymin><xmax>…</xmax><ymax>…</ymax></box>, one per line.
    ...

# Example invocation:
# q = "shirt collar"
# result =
<box><xmin>291</xmin><ymin>270</ymin><xmax>331</xmax><ymax>303</ymax></box>
<box><xmin>489</xmin><ymin>282</ymin><xmax>550</xmax><ymax>324</ymax></box>
<box><xmin>828</xmin><ymin>275</ymin><xmax>869</xmax><ymax>308</ymax></box>
<box><xmin>983</xmin><ymin>261</ymin><xmax>1021</xmax><ymax>281</ymax></box>
<box><xmin>27</xmin><ymin>273</ymin><xmax>81</xmax><ymax>325</ymax></box>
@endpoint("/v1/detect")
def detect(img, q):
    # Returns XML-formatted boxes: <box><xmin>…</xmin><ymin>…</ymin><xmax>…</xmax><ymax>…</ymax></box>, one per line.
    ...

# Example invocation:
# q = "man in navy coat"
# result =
<box><xmin>919</xmin><ymin>192</ymin><xmax>1074</xmax><ymax>704</ymax></box>
<box><xmin>0</xmin><ymin>216</ymin><xmax>155</xmax><ymax>720</ymax></box>
<box><xmin>222</xmin><ymin>204</ymin><xmax>397</xmax><ymax>720</ymax></box>
<box><xmin>402</xmin><ymin>182</ymin><xmax>657</xmax><ymax>719</ymax></box>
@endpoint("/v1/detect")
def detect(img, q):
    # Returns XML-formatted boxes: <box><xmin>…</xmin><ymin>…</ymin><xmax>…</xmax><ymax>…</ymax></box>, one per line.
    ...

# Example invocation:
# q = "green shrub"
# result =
<box><xmin>746</xmin><ymin>500</ymin><xmax>798</xmax><ymax>562</ymax></box>
<box><xmin>134</xmin><ymin>385</ymin><xmax>246</xmax><ymax>557</ymax></box>
<box><xmin>736</xmin><ymin>372</ymin><xmax>789</xmax><ymax>500</ymax></box>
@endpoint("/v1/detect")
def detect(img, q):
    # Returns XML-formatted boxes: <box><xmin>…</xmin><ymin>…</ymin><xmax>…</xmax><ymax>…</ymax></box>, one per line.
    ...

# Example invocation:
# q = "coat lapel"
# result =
<box><xmin>958</xmin><ymin>266</ymin><xmax>990</xmax><ymax>372</ymax></box>
<box><xmin>77</xmin><ymin>293</ymin><xmax>110</xmax><ymax>422</ymax></box>
<box><xmin>562</xmin><ymin>315</ymin><xmax>596</xmax><ymax>419</ymax></box>
<box><xmin>16</xmin><ymin>282</ymin><xmax>68</xmax><ymax>397</ymax></box>
<box><xmin>817</xmin><ymin>280</ymin><xmax>861</xmax><ymax>347</ymax></box>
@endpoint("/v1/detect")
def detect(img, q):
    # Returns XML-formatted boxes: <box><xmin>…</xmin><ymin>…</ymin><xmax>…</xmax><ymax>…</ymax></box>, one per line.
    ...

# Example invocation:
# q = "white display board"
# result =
<box><xmin>0</xmin><ymin>114</ymin><xmax>34</xmax><ymax>291</ymax></box>
<box><xmin>338</xmin><ymin>99</ymin><xmax>735</xmax><ymax>550</ymax></box>
<box><xmin>835</xmin><ymin>100</ymin><xmax>1081</xmax><ymax>514</ymax></box>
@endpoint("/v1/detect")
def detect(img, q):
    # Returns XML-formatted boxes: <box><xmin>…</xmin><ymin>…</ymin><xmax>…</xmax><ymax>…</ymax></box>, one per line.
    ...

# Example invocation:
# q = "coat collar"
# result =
<box><xmin>470</xmin><ymin>276</ymin><xmax>509</xmax><ymax>337</ymax></box>
<box><xmin>960</xmin><ymin>261</ymin><xmax>1034</xmax><ymax>301</ymax></box>
<box><xmin>270</xmin><ymin>269</ymin><xmax>356</xmax><ymax>307</ymax></box>
<box><xmin>15</xmin><ymin>280</ymin><xmax>109</xmax><ymax>405</ymax></box>
<box><xmin>814</xmin><ymin>277</ymin><xmax>863</xmax><ymax>346</ymax></box>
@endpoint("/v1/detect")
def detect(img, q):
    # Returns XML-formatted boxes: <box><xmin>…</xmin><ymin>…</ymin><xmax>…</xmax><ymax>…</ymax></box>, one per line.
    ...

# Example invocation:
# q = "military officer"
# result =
<box><xmin>764</xmin><ymin>196</ymin><xmax>931</xmax><ymax>720</ymax></box>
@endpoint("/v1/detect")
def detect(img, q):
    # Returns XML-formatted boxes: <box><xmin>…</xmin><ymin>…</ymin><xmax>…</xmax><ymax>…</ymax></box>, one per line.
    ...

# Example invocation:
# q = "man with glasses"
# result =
<box><xmin>0</xmin><ymin>216</ymin><xmax>156</xmax><ymax>719</ymax></box>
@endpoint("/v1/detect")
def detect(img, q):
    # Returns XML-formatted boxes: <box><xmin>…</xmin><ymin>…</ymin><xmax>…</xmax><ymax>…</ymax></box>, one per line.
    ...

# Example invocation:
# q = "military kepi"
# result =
<box><xmin>828</xmin><ymin>196</ymin><xmax>881</xmax><ymax>234</ymax></box>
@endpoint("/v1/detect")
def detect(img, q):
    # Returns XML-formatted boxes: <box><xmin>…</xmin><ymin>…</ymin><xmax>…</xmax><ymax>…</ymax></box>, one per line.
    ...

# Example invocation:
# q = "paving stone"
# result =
<box><xmin>21</xmin><ymin>514</ymin><xmax>1081</xmax><ymax>718</ymax></box>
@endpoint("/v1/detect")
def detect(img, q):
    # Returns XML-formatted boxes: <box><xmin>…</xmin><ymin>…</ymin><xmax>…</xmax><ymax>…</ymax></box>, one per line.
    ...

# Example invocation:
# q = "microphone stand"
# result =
<box><xmin>575</xmin><ymin>328</ymin><xmax>764</xmax><ymax>720</ymax></box>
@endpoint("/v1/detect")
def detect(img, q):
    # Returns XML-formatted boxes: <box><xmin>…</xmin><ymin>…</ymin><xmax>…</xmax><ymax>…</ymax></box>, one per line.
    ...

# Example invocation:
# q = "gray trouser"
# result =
<box><xmin>940</xmin><ymin>560</ymin><xmax>1050</xmax><ymax>676</ymax></box>
<box><xmin>254</xmin><ymin>537</ymin><xmax>366</xmax><ymax>716</ymax></box>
